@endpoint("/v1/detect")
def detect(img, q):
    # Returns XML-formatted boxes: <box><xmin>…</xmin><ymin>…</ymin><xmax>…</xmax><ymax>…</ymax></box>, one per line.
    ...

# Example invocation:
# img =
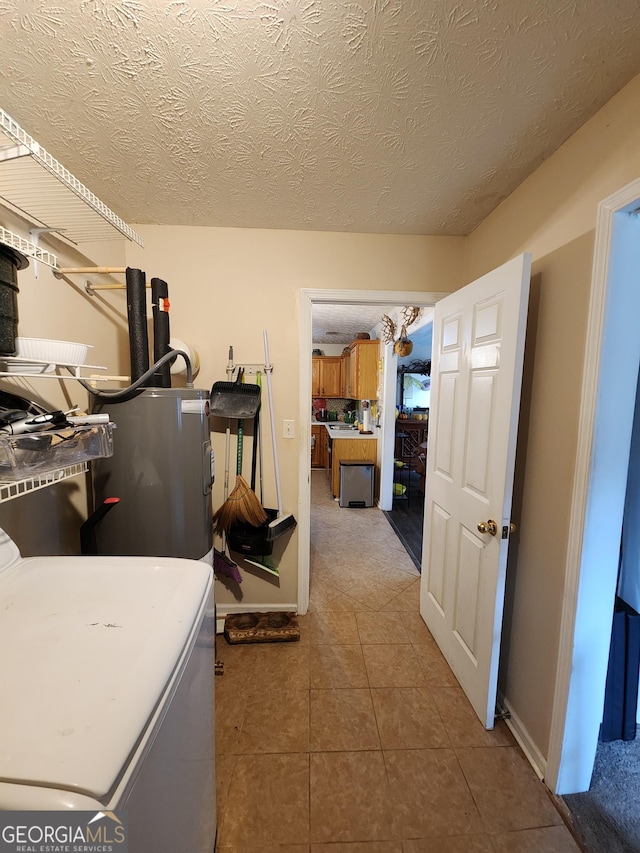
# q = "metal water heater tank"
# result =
<box><xmin>91</xmin><ymin>388</ymin><xmax>213</xmax><ymax>559</ymax></box>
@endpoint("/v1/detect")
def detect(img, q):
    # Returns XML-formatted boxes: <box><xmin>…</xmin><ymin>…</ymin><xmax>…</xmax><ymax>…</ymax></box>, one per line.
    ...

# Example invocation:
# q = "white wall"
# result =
<box><xmin>313</xmin><ymin>343</ymin><xmax>346</xmax><ymax>356</ymax></box>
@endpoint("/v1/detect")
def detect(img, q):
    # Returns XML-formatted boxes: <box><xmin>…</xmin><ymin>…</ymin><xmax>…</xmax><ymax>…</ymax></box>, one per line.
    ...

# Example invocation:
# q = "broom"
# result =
<box><xmin>213</xmin><ymin>348</ymin><xmax>243</xmax><ymax>583</ymax></box>
<box><xmin>213</xmin><ymin>413</ymin><xmax>243</xmax><ymax>583</ymax></box>
<box><xmin>213</xmin><ymin>418</ymin><xmax>267</xmax><ymax>535</ymax></box>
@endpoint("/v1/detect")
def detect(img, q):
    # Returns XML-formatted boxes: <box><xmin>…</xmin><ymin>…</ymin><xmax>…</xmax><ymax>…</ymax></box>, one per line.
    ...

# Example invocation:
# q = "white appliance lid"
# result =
<box><xmin>0</xmin><ymin>555</ymin><xmax>212</xmax><ymax>798</ymax></box>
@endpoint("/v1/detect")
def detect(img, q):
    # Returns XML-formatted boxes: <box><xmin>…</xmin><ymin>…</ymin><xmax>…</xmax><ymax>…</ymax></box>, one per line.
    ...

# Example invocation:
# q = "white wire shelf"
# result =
<box><xmin>0</xmin><ymin>357</ymin><xmax>108</xmax><ymax>379</ymax></box>
<box><xmin>0</xmin><ymin>462</ymin><xmax>87</xmax><ymax>503</ymax></box>
<box><xmin>0</xmin><ymin>226</ymin><xmax>57</xmax><ymax>268</ymax></box>
<box><xmin>0</xmin><ymin>108</ymin><xmax>143</xmax><ymax>248</ymax></box>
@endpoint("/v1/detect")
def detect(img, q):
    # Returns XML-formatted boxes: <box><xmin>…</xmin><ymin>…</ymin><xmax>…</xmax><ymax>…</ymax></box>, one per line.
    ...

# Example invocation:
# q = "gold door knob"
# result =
<box><xmin>477</xmin><ymin>519</ymin><xmax>498</xmax><ymax>536</ymax></box>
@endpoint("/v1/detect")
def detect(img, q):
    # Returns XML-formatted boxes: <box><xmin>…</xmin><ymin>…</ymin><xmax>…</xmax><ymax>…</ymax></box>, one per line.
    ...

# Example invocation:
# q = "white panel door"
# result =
<box><xmin>420</xmin><ymin>254</ymin><xmax>531</xmax><ymax>728</ymax></box>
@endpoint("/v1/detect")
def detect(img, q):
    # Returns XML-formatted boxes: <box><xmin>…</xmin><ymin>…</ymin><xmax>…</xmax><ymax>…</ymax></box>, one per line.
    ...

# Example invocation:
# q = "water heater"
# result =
<box><xmin>91</xmin><ymin>388</ymin><xmax>213</xmax><ymax>560</ymax></box>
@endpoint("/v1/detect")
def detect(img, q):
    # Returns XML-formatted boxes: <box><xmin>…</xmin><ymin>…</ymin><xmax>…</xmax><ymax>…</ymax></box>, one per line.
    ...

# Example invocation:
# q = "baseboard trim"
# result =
<box><xmin>215</xmin><ymin>602</ymin><xmax>298</xmax><ymax>634</ymax></box>
<box><xmin>500</xmin><ymin>695</ymin><xmax>548</xmax><ymax>782</ymax></box>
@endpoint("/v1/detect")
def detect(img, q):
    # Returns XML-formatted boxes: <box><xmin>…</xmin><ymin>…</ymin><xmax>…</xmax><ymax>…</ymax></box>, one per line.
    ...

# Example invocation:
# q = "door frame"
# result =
<box><xmin>546</xmin><ymin>177</ymin><xmax>640</xmax><ymax>793</ymax></box>
<box><xmin>297</xmin><ymin>288</ymin><xmax>449</xmax><ymax>614</ymax></box>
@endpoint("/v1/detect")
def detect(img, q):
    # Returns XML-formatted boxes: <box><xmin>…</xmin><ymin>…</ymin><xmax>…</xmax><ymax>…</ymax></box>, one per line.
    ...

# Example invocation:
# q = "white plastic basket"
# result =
<box><xmin>15</xmin><ymin>337</ymin><xmax>92</xmax><ymax>365</ymax></box>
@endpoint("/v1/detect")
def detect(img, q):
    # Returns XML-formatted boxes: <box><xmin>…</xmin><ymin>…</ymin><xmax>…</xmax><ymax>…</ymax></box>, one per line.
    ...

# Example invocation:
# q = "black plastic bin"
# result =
<box><xmin>228</xmin><ymin>508</ymin><xmax>278</xmax><ymax>557</ymax></box>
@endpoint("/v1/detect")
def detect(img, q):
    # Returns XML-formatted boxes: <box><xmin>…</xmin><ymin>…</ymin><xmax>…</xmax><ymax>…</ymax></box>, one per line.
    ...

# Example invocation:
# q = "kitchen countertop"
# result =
<box><xmin>317</xmin><ymin>422</ymin><xmax>376</xmax><ymax>439</ymax></box>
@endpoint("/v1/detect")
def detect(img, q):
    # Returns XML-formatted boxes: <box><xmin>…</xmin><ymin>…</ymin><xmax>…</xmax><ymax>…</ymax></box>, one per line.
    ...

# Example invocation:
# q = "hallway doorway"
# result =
<box><xmin>298</xmin><ymin>288</ymin><xmax>447</xmax><ymax>615</ymax></box>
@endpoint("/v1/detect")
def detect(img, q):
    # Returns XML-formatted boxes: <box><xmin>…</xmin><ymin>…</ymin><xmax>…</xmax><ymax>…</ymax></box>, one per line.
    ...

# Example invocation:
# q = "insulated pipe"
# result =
<box><xmin>125</xmin><ymin>267</ymin><xmax>150</xmax><ymax>383</ymax></box>
<box><xmin>150</xmin><ymin>277</ymin><xmax>171</xmax><ymax>388</ymax></box>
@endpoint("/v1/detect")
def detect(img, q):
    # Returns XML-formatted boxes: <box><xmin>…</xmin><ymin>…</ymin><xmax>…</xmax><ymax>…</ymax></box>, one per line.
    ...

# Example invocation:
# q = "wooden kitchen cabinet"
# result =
<box><xmin>348</xmin><ymin>340</ymin><xmax>379</xmax><ymax>400</ymax></box>
<box><xmin>330</xmin><ymin>437</ymin><xmax>377</xmax><ymax>498</ymax></box>
<box><xmin>311</xmin><ymin>425</ymin><xmax>326</xmax><ymax>468</ymax></box>
<box><xmin>312</xmin><ymin>356</ymin><xmax>342</xmax><ymax>397</ymax></box>
<box><xmin>340</xmin><ymin>351</ymin><xmax>350</xmax><ymax>397</ymax></box>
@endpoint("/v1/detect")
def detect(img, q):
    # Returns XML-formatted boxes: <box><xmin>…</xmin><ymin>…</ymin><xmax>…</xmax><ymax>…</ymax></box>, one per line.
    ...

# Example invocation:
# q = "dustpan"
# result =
<box><xmin>209</xmin><ymin>370</ymin><xmax>261</xmax><ymax>418</ymax></box>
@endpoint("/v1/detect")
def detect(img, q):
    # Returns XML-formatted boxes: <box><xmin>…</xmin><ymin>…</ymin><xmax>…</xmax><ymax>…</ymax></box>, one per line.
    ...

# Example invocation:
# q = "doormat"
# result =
<box><xmin>223</xmin><ymin>611</ymin><xmax>300</xmax><ymax>644</ymax></box>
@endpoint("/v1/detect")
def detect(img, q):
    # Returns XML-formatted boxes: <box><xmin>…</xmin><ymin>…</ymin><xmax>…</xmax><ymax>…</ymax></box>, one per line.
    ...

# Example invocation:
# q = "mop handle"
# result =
<box><xmin>251</xmin><ymin>372</ymin><xmax>261</xmax><ymax>494</ymax></box>
<box><xmin>222</xmin><ymin>346</ymin><xmax>235</xmax><ymax>555</ymax></box>
<box><xmin>237</xmin><ymin>420</ymin><xmax>244</xmax><ymax>475</ymax></box>
<box><xmin>235</xmin><ymin>363</ymin><xmax>246</xmax><ymax>476</ymax></box>
<box><xmin>263</xmin><ymin>330</ymin><xmax>283</xmax><ymax>516</ymax></box>
<box><xmin>224</xmin><ymin>346</ymin><xmax>234</xmax><ymax>499</ymax></box>
<box><xmin>257</xmin><ymin>371</ymin><xmax>264</xmax><ymax>502</ymax></box>
<box><xmin>223</xmin><ymin>420</ymin><xmax>231</xmax><ymax>498</ymax></box>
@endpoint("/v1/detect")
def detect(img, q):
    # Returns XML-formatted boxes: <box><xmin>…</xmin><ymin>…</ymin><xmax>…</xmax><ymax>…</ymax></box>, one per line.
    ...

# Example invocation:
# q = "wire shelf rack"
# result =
<box><xmin>0</xmin><ymin>462</ymin><xmax>88</xmax><ymax>503</ymax></box>
<box><xmin>0</xmin><ymin>108</ymin><xmax>143</xmax><ymax>248</ymax></box>
<box><xmin>0</xmin><ymin>226</ymin><xmax>58</xmax><ymax>268</ymax></box>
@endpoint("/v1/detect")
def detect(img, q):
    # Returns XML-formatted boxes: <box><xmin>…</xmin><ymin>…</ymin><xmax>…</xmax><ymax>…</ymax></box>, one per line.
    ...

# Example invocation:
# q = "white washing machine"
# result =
<box><xmin>0</xmin><ymin>528</ymin><xmax>216</xmax><ymax>852</ymax></box>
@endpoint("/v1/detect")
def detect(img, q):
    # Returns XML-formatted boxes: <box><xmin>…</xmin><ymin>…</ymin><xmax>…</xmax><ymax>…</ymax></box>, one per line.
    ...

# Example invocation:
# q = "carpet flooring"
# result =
<box><xmin>563</xmin><ymin>737</ymin><xmax>640</xmax><ymax>852</ymax></box>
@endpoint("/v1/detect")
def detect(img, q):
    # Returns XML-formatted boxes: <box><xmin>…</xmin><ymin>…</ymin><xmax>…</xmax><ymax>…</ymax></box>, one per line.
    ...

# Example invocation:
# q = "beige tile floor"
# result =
<box><xmin>214</xmin><ymin>470</ymin><xmax>581</xmax><ymax>852</ymax></box>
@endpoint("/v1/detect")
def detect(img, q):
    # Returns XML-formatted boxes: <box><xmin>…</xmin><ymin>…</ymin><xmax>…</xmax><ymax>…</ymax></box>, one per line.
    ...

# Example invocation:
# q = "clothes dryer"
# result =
<box><xmin>0</xmin><ymin>528</ymin><xmax>216</xmax><ymax>852</ymax></box>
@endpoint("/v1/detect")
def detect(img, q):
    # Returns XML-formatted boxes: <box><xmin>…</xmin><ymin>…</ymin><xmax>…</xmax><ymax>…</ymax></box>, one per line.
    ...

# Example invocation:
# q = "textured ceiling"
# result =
<box><xmin>312</xmin><ymin>303</ymin><xmax>394</xmax><ymax>344</ymax></box>
<box><xmin>1</xmin><ymin>1</ymin><xmax>640</xmax><ymax>236</ymax></box>
<box><xmin>312</xmin><ymin>303</ymin><xmax>434</xmax><ymax>345</ymax></box>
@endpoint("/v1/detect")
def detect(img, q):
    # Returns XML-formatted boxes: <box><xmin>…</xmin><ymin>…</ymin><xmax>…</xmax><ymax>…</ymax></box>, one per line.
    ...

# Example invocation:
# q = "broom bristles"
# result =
<box><xmin>214</xmin><ymin>548</ymin><xmax>243</xmax><ymax>583</ymax></box>
<box><xmin>213</xmin><ymin>476</ymin><xmax>268</xmax><ymax>535</ymax></box>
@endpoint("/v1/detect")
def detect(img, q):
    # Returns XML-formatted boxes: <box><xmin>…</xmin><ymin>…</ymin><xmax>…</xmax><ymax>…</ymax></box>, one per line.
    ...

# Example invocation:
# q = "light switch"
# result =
<box><xmin>283</xmin><ymin>419</ymin><xmax>295</xmax><ymax>439</ymax></box>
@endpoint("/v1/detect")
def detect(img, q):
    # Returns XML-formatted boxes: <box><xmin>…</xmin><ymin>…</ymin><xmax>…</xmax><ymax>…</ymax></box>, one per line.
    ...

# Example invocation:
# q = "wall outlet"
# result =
<box><xmin>283</xmin><ymin>419</ymin><xmax>295</xmax><ymax>439</ymax></box>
